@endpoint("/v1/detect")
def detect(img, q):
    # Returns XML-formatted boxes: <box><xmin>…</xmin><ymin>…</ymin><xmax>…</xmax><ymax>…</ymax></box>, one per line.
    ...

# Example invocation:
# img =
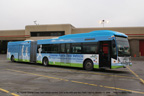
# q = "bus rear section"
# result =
<box><xmin>7</xmin><ymin>41</ymin><xmax>37</xmax><ymax>63</ymax></box>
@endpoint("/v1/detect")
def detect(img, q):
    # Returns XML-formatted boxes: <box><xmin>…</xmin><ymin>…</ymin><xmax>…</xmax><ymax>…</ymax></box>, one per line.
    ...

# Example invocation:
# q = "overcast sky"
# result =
<box><xmin>0</xmin><ymin>0</ymin><xmax>144</xmax><ymax>30</ymax></box>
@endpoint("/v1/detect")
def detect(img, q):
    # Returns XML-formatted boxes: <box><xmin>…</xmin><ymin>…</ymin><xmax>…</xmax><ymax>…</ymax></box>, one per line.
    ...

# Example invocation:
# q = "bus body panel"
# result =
<box><xmin>7</xmin><ymin>41</ymin><xmax>36</xmax><ymax>63</ymax></box>
<box><xmin>111</xmin><ymin>57</ymin><xmax>132</xmax><ymax>69</ymax></box>
<box><xmin>7</xmin><ymin>41</ymin><xmax>22</xmax><ymax>61</ymax></box>
<box><xmin>7</xmin><ymin>30</ymin><xmax>132</xmax><ymax>69</ymax></box>
<box><xmin>7</xmin><ymin>45</ymin><xmax>19</xmax><ymax>61</ymax></box>
<box><xmin>36</xmin><ymin>53</ymin><xmax>99</xmax><ymax>68</ymax></box>
<box><xmin>18</xmin><ymin>43</ymin><xmax>31</xmax><ymax>62</ymax></box>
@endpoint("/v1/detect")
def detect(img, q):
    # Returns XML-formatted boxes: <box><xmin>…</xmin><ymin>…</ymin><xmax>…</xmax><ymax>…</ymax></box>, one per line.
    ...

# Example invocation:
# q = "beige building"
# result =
<box><xmin>0</xmin><ymin>24</ymin><xmax>144</xmax><ymax>57</ymax></box>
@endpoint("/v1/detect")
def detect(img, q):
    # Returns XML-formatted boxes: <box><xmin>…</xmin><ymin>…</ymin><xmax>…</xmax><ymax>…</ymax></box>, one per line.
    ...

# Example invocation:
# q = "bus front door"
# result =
<box><xmin>99</xmin><ymin>41</ymin><xmax>111</xmax><ymax>69</ymax></box>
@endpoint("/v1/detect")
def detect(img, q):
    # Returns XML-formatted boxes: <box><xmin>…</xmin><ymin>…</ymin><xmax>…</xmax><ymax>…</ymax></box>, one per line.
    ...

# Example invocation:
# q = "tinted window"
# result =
<box><xmin>66</xmin><ymin>44</ymin><xmax>71</xmax><ymax>53</ymax></box>
<box><xmin>31</xmin><ymin>31</ymin><xmax>65</xmax><ymax>37</ymax></box>
<box><xmin>83</xmin><ymin>42</ymin><xmax>98</xmax><ymax>54</ymax></box>
<box><xmin>71</xmin><ymin>43</ymin><xmax>82</xmax><ymax>54</ymax></box>
<box><xmin>50</xmin><ymin>44</ymin><xmax>60</xmax><ymax>53</ymax></box>
<box><xmin>37</xmin><ymin>44</ymin><xmax>60</xmax><ymax>53</ymax></box>
<box><xmin>37</xmin><ymin>42</ymin><xmax>98</xmax><ymax>54</ymax></box>
<box><xmin>116</xmin><ymin>37</ymin><xmax>130</xmax><ymax>56</ymax></box>
<box><xmin>60</xmin><ymin>44</ymin><xmax>65</xmax><ymax>53</ymax></box>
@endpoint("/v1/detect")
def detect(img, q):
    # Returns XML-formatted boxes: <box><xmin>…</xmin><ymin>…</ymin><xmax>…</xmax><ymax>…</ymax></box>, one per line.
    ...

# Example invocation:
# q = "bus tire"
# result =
<box><xmin>11</xmin><ymin>56</ymin><xmax>15</xmax><ymax>62</ymax></box>
<box><xmin>84</xmin><ymin>60</ymin><xmax>93</xmax><ymax>71</ymax></box>
<box><xmin>42</xmin><ymin>57</ymin><xmax>49</xmax><ymax>66</ymax></box>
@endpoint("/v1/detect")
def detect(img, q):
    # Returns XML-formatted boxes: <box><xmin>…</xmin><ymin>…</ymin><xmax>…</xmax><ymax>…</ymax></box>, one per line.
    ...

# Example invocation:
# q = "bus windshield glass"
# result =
<box><xmin>116</xmin><ymin>37</ymin><xmax>130</xmax><ymax>56</ymax></box>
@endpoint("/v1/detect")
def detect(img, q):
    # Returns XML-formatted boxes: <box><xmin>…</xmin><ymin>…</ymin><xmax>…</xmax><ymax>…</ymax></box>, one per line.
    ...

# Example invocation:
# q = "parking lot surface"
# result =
<box><xmin>0</xmin><ymin>55</ymin><xmax>144</xmax><ymax>96</ymax></box>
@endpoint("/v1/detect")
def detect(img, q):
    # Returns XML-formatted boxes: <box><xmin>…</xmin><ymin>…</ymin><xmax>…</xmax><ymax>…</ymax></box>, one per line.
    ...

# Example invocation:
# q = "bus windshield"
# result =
<box><xmin>116</xmin><ymin>37</ymin><xmax>130</xmax><ymax>56</ymax></box>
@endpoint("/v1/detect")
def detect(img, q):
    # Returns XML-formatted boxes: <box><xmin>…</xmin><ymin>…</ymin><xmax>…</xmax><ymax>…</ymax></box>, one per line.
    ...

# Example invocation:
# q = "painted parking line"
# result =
<box><xmin>7</xmin><ymin>69</ymin><xmax>144</xmax><ymax>95</ymax></box>
<box><xmin>32</xmin><ymin>66</ymin><xmax>138</xmax><ymax>80</ymax></box>
<box><xmin>0</xmin><ymin>88</ymin><xmax>20</xmax><ymax>96</ymax></box>
<box><xmin>11</xmin><ymin>93</ymin><xmax>20</xmax><ymax>96</ymax></box>
<box><xmin>6</xmin><ymin>69</ymin><xmax>69</xmax><ymax>82</ymax></box>
<box><xmin>127</xmin><ymin>66</ymin><xmax>144</xmax><ymax>84</ymax></box>
<box><xmin>0</xmin><ymin>88</ymin><xmax>9</xmax><ymax>93</ymax></box>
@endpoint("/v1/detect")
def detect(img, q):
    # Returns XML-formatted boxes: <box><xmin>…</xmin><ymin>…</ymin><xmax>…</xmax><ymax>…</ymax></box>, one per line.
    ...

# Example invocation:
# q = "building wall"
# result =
<box><xmin>0</xmin><ymin>30</ymin><xmax>26</xmax><ymax>54</ymax></box>
<box><xmin>0</xmin><ymin>24</ymin><xmax>144</xmax><ymax>56</ymax></box>
<box><xmin>72</xmin><ymin>27</ymin><xmax>144</xmax><ymax>40</ymax></box>
<box><xmin>129</xmin><ymin>40</ymin><xmax>140</xmax><ymax>57</ymax></box>
<box><xmin>0</xmin><ymin>30</ymin><xmax>26</xmax><ymax>40</ymax></box>
<box><xmin>25</xmin><ymin>24</ymin><xmax>73</xmax><ymax>40</ymax></box>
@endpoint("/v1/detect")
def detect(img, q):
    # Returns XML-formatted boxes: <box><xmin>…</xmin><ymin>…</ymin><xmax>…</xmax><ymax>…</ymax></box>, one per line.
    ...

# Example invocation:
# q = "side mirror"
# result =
<box><xmin>111</xmin><ymin>39</ymin><xmax>117</xmax><ymax>59</ymax></box>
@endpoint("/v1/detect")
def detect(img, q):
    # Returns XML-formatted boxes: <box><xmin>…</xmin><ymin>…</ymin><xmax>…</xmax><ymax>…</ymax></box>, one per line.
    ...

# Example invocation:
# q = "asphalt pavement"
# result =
<box><xmin>0</xmin><ymin>54</ymin><xmax>144</xmax><ymax>96</ymax></box>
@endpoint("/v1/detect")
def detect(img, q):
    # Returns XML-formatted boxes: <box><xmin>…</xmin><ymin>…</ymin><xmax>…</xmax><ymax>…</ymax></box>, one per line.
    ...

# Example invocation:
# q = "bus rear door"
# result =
<box><xmin>60</xmin><ymin>43</ymin><xmax>71</xmax><ymax>66</ymax></box>
<box><xmin>99</xmin><ymin>41</ymin><xmax>111</xmax><ymax>69</ymax></box>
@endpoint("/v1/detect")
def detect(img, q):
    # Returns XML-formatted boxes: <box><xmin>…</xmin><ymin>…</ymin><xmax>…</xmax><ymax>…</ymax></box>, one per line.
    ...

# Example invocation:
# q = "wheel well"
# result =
<box><xmin>42</xmin><ymin>57</ymin><xmax>49</xmax><ymax>63</ymax></box>
<box><xmin>11</xmin><ymin>55</ymin><xmax>14</xmax><ymax>60</ymax></box>
<box><xmin>83</xmin><ymin>58</ymin><xmax>93</xmax><ymax>68</ymax></box>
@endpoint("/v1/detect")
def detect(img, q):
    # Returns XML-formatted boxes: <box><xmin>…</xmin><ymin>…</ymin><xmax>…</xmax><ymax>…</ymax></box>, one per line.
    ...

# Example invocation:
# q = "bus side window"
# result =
<box><xmin>66</xmin><ymin>43</ymin><xmax>71</xmax><ymax>53</ymax></box>
<box><xmin>71</xmin><ymin>43</ymin><xmax>82</xmax><ymax>54</ymax></box>
<box><xmin>51</xmin><ymin>44</ymin><xmax>60</xmax><ymax>53</ymax></box>
<box><xmin>83</xmin><ymin>42</ymin><xmax>98</xmax><ymax>54</ymax></box>
<box><xmin>60</xmin><ymin>44</ymin><xmax>65</xmax><ymax>53</ymax></box>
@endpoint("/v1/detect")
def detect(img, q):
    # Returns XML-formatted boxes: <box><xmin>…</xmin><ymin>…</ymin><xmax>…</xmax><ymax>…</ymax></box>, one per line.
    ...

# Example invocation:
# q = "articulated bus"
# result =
<box><xmin>7</xmin><ymin>30</ymin><xmax>132</xmax><ymax>70</ymax></box>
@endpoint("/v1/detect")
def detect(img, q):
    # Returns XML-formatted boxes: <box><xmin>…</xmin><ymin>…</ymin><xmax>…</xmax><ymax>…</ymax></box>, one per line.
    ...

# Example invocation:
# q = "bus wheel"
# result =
<box><xmin>43</xmin><ymin>58</ymin><xmax>48</xmax><ymax>66</ymax></box>
<box><xmin>11</xmin><ymin>56</ymin><xmax>15</xmax><ymax>62</ymax></box>
<box><xmin>84</xmin><ymin>60</ymin><xmax>93</xmax><ymax>71</ymax></box>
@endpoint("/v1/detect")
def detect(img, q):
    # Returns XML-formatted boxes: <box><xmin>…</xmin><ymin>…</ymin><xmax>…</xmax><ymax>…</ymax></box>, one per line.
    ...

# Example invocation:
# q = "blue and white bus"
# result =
<box><xmin>7</xmin><ymin>30</ymin><xmax>132</xmax><ymax>70</ymax></box>
<box><xmin>7</xmin><ymin>40</ymin><xmax>37</xmax><ymax>63</ymax></box>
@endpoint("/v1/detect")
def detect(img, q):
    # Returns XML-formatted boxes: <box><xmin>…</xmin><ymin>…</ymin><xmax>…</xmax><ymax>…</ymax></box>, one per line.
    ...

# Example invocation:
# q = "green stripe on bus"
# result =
<box><xmin>49</xmin><ymin>62</ymin><xmax>83</xmax><ymax>67</ymax></box>
<box><xmin>94</xmin><ymin>65</ymin><xmax>99</xmax><ymax>68</ymax></box>
<box><xmin>14</xmin><ymin>58</ymin><xmax>19</xmax><ymax>61</ymax></box>
<box><xmin>37</xmin><ymin>60</ymin><xmax>99</xmax><ymax>68</ymax></box>
<box><xmin>37</xmin><ymin>60</ymin><xmax>42</xmax><ymax>64</ymax></box>
<box><xmin>18</xmin><ymin>59</ymin><xmax>30</xmax><ymax>62</ymax></box>
<box><xmin>111</xmin><ymin>66</ymin><xmax>123</xmax><ymax>69</ymax></box>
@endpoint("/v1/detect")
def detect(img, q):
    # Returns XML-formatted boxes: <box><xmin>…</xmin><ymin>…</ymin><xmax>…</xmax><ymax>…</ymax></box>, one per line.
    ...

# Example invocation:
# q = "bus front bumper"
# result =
<box><xmin>111</xmin><ymin>62</ymin><xmax>132</xmax><ymax>69</ymax></box>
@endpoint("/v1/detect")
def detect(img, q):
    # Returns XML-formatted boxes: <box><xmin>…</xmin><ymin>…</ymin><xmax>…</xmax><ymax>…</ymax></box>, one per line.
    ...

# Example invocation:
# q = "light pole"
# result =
<box><xmin>34</xmin><ymin>20</ymin><xmax>39</xmax><ymax>25</ymax></box>
<box><xmin>99</xmin><ymin>20</ymin><xmax>109</xmax><ymax>27</ymax></box>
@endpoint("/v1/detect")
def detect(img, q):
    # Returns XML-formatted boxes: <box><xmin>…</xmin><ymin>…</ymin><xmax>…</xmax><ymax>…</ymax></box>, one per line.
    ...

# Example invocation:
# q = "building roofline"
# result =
<box><xmin>0</xmin><ymin>29</ymin><xmax>25</xmax><ymax>31</ymax></box>
<box><xmin>73</xmin><ymin>26</ymin><xmax>144</xmax><ymax>29</ymax></box>
<box><xmin>26</xmin><ymin>24</ymin><xmax>75</xmax><ymax>27</ymax></box>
